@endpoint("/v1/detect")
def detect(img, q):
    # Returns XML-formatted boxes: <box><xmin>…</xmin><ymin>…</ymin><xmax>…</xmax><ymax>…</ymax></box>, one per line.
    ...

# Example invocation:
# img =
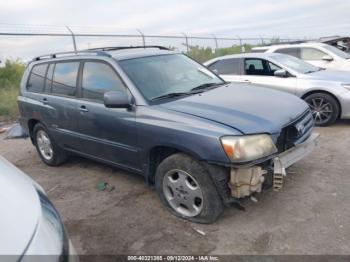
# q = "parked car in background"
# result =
<box><xmin>0</xmin><ymin>156</ymin><xmax>77</xmax><ymax>261</ymax></box>
<box><xmin>252</xmin><ymin>42</ymin><xmax>350</xmax><ymax>71</ymax></box>
<box><xmin>18</xmin><ymin>46</ymin><xmax>319</xmax><ymax>223</ymax></box>
<box><xmin>205</xmin><ymin>53</ymin><xmax>350</xmax><ymax>126</ymax></box>
<box><xmin>319</xmin><ymin>36</ymin><xmax>350</xmax><ymax>53</ymax></box>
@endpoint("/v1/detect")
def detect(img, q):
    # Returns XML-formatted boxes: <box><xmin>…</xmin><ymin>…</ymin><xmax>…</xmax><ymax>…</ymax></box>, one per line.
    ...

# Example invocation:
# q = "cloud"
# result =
<box><xmin>0</xmin><ymin>0</ymin><xmax>349</xmax><ymax>60</ymax></box>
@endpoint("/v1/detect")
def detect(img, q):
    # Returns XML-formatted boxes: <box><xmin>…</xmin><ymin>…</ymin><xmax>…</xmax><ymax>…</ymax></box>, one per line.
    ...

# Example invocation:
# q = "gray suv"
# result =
<box><xmin>18</xmin><ymin>46</ymin><xmax>319</xmax><ymax>223</ymax></box>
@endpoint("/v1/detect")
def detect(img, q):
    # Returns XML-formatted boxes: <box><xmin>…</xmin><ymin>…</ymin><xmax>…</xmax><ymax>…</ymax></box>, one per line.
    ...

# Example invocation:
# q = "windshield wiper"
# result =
<box><xmin>190</xmin><ymin>82</ymin><xmax>225</xmax><ymax>92</ymax></box>
<box><xmin>151</xmin><ymin>83</ymin><xmax>226</xmax><ymax>101</ymax></box>
<box><xmin>151</xmin><ymin>92</ymin><xmax>191</xmax><ymax>101</ymax></box>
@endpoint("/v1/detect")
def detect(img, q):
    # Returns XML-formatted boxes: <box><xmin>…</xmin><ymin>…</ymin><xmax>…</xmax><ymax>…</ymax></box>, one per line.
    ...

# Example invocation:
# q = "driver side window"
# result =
<box><xmin>268</xmin><ymin>61</ymin><xmax>282</xmax><ymax>75</ymax></box>
<box><xmin>82</xmin><ymin>61</ymin><xmax>126</xmax><ymax>101</ymax></box>
<box><xmin>245</xmin><ymin>59</ymin><xmax>280</xmax><ymax>76</ymax></box>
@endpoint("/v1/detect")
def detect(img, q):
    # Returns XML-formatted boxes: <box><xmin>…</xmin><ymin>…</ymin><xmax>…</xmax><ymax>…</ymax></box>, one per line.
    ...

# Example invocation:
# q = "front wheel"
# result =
<box><xmin>304</xmin><ymin>93</ymin><xmax>339</xmax><ymax>126</ymax></box>
<box><xmin>155</xmin><ymin>153</ymin><xmax>224</xmax><ymax>224</ymax></box>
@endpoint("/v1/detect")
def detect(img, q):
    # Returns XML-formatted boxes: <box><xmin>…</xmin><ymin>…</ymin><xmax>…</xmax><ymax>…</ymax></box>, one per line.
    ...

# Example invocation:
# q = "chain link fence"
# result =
<box><xmin>0</xmin><ymin>24</ymin><xmax>310</xmax><ymax>62</ymax></box>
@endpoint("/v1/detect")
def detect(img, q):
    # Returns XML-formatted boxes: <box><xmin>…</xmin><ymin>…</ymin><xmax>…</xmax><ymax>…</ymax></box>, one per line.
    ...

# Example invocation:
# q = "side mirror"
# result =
<box><xmin>322</xmin><ymin>55</ymin><xmax>333</xmax><ymax>61</ymax></box>
<box><xmin>103</xmin><ymin>91</ymin><xmax>131</xmax><ymax>108</ymax></box>
<box><xmin>274</xmin><ymin>69</ymin><xmax>288</xmax><ymax>77</ymax></box>
<box><xmin>212</xmin><ymin>69</ymin><xmax>219</xmax><ymax>74</ymax></box>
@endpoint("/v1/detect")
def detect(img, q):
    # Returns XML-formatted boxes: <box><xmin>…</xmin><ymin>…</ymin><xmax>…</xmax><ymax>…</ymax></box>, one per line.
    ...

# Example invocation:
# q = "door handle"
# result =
<box><xmin>42</xmin><ymin>98</ymin><xmax>48</xmax><ymax>105</ymax></box>
<box><xmin>243</xmin><ymin>79</ymin><xmax>251</xmax><ymax>83</ymax></box>
<box><xmin>79</xmin><ymin>105</ymin><xmax>89</xmax><ymax>112</ymax></box>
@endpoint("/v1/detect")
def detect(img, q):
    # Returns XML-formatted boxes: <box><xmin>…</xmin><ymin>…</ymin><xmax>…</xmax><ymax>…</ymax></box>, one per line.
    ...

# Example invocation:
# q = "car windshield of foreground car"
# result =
<box><xmin>119</xmin><ymin>54</ymin><xmax>224</xmax><ymax>101</ymax></box>
<box><xmin>272</xmin><ymin>54</ymin><xmax>321</xmax><ymax>74</ymax></box>
<box><xmin>323</xmin><ymin>45</ymin><xmax>350</xmax><ymax>59</ymax></box>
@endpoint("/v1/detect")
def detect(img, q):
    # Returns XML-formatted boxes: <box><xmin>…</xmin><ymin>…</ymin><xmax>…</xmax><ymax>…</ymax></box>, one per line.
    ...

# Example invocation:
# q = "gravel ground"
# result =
<box><xmin>1</xmin><ymin>121</ymin><xmax>350</xmax><ymax>255</ymax></box>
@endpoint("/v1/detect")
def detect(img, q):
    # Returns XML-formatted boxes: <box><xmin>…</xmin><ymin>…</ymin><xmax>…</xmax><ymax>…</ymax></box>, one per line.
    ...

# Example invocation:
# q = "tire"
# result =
<box><xmin>155</xmin><ymin>153</ymin><xmax>224</xmax><ymax>224</ymax></box>
<box><xmin>33</xmin><ymin>123</ymin><xmax>68</xmax><ymax>166</ymax></box>
<box><xmin>304</xmin><ymin>93</ymin><xmax>339</xmax><ymax>126</ymax></box>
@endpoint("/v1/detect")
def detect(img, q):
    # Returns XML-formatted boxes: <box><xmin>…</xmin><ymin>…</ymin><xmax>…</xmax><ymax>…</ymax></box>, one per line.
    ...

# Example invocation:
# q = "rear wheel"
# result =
<box><xmin>33</xmin><ymin>123</ymin><xmax>67</xmax><ymax>166</ymax></box>
<box><xmin>304</xmin><ymin>93</ymin><xmax>339</xmax><ymax>126</ymax></box>
<box><xmin>155</xmin><ymin>153</ymin><xmax>224</xmax><ymax>223</ymax></box>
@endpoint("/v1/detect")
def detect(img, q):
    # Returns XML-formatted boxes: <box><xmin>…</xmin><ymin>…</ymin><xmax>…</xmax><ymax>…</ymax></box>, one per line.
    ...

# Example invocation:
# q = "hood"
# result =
<box><xmin>303</xmin><ymin>69</ymin><xmax>350</xmax><ymax>82</ymax></box>
<box><xmin>336</xmin><ymin>60</ymin><xmax>350</xmax><ymax>71</ymax></box>
<box><xmin>0</xmin><ymin>156</ymin><xmax>41</xmax><ymax>257</ymax></box>
<box><xmin>160</xmin><ymin>83</ymin><xmax>308</xmax><ymax>134</ymax></box>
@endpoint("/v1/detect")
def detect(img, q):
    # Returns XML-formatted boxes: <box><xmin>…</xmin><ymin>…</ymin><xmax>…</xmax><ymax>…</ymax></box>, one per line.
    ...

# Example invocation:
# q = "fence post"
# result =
<box><xmin>182</xmin><ymin>32</ymin><xmax>189</xmax><ymax>53</ymax></box>
<box><xmin>212</xmin><ymin>34</ymin><xmax>218</xmax><ymax>51</ymax></box>
<box><xmin>259</xmin><ymin>36</ymin><xmax>264</xmax><ymax>45</ymax></box>
<box><xmin>236</xmin><ymin>35</ymin><xmax>244</xmax><ymax>53</ymax></box>
<box><xmin>137</xmin><ymin>29</ymin><xmax>146</xmax><ymax>47</ymax></box>
<box><xmin>66</xmin><ymin>26</ymin><xmax>77</xmax><ymax>52</ymax></box>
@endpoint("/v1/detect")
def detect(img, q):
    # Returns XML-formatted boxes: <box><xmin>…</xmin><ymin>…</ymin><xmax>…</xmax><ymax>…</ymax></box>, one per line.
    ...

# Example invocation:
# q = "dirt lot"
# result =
<box><xmin>1</xmin><ymin>121</ymin><xmax>350</xmax><ymax>255</ymax></box>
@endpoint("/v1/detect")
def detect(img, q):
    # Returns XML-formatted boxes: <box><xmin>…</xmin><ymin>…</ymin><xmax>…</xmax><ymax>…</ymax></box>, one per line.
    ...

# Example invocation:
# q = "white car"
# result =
<box><xmin>252</xmin><ymin>42</ymin><xmax>350</xmax><ymax>71</ymax></box>
<box><xmin>0</xmin><ymin>156</ymin><xmax>77</xmax><ymax>261</ymax></box>
<box><xmin>204</xmin><ymin>53</ymin><xmax>350</xmax><ymax>126</ymax></box>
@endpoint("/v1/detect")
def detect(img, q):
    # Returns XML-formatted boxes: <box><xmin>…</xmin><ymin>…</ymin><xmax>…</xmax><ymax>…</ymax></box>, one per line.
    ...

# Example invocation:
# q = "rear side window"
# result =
<box><xmin>52</xmin><ymin>62</ymin><xmax>79</xmax><ymax>97</ymax></box>
<box><xmin>27</xmin><ymin>64</ymin><xmax>48</xmax><ymax>93</ymax></box>
<box><xmin>208</xmin><ymin>58</ymin><xmax>241</xmax><ymax>75</ymax></box>
<box><xmin>300</xmin><ymin>47</ymin><xmax>327</xmax><ymax>60</ymax></box>
<box><xmin>274</xmin><ymin>48</ymin><xmax>301</xmax><ymax>58</ymax></box>
<box><xmin>82</xmin><ymin>62</ymin><xmax>126</xmax><ymax>101</ymax></box>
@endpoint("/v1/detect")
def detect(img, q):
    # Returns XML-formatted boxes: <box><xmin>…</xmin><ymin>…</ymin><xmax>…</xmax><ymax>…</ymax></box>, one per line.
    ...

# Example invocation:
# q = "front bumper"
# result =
<box><xmin>228</xmin><ymin>133</ymin><xmax>319</xmax><ymax>198</ymax></box>
<box><xmin>273</xmin><ymin>132</ymin><xmax>320</xmax><ymax>190</ymax></box>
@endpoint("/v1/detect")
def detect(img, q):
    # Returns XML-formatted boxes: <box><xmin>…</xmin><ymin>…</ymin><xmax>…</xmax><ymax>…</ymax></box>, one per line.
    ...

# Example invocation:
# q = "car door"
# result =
<box><xmin>242</xmin><ymin>58</ymin><xmax>297</xmax><ymax>95</ymax></box>
<box><xmin>76</xmin><ymin>60</ymin><xmax>140</xmax><ymax>171</ymax></box>
<box><xmin>39</xmin><ymin>61</ymin><xmax>84</xmax><ymax>152</ymax></box>
<box><xmin>299</xmin><ymin>47</ymin><xmax>332</xmax><ymax>68</ymax></box>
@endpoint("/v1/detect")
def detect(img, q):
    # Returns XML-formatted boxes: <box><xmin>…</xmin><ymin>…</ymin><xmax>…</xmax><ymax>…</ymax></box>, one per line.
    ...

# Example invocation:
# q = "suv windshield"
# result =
<box><xmin>272</xmin><ymin>54</ymin><xmax>320</xmax><ymax>74</ymax></box>
<box><xmin>119</xmin><ymin>54</ymin><xmax>224</xmax><ymax>101</ymax></box>
<box><xmin>323</xmin><ymin>45</ymin><xmax>350</xmax><ymax>59</ymax></box>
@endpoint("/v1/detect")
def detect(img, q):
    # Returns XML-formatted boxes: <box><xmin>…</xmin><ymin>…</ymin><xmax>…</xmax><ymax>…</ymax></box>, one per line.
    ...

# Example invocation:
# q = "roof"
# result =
<box><xmin>252</xmin><ymin>42</ymin><xmax>328</xmax><ymax>50</ymax></box>
<box><xmin>109</xmin><ymin>48</ymin><xmax>178</xmax><ymax>60</ymax></box>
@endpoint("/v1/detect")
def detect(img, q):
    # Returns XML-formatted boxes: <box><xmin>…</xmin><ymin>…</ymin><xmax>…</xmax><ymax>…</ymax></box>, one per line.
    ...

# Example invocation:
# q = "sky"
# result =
<box><xmin>0</xmin><ymin>0</ymin><xmax>350</xmax><ymax>61</ymax></box>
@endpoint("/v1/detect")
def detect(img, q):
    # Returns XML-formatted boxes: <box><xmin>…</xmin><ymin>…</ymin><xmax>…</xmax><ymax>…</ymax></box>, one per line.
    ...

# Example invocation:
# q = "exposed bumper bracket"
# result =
<box><xmin>273</xmin><ymin>133</ymin><xmax>320</xmax><ymax>191</ymax></box>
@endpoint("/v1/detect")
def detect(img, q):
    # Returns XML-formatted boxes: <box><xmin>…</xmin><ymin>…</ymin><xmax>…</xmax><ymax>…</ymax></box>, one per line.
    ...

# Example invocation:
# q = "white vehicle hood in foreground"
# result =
<box><xmin>0</xmin><ymin>156</ymin><xmax>41</xmax><ymax>257</ymax></box>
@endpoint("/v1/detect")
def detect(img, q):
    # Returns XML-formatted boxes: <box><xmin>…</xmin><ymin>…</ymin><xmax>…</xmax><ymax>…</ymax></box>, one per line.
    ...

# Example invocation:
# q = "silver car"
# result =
<box><xmin>204</xmin><ymin>53</ymin><xmax>350</xmax><ymax>126</ymax></box>
<box><xmin>0</xmin><ymin>156</ymin><xmax>77</xmax><ymax>261</ymax></box>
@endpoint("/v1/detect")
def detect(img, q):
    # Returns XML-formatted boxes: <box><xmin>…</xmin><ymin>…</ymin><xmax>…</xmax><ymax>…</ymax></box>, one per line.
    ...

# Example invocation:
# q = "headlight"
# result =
<box><xmin>341</xmin><ymin>83</ymin><xmax>350</xmax><ymax>91</ymax></box>
<box><xmin>221</xmin><ymin>134</ymin><xmax>277</xmax><ymax>163</ymax></box>
<box><xmin>25</xmin><ymin>190</ymin><xmax>69</xmax><ymax>258</ymax></box>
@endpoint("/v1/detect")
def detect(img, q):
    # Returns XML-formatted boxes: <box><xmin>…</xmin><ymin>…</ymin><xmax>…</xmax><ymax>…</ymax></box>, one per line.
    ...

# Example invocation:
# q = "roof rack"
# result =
<box><xmin>32</xmin><ymin>50</ymin><xmax>111</xmax><ymax>62</ymax></box>
<box><xmin>31</xmin><ymin>46</ymin><xmax>171</xmax><ymax>63</ymax></box>
<box><xmin>88</xmin><ymin>45</ymin><xmax>171</xmax><ymax>51</ymax></box>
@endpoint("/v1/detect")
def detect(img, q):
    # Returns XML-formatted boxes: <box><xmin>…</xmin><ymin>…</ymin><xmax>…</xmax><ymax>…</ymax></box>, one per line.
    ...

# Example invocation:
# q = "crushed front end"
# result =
<box><xmin>221</xmin><ymin>110</ymin><xmax>320</xmax><ymax>200</ymax></box>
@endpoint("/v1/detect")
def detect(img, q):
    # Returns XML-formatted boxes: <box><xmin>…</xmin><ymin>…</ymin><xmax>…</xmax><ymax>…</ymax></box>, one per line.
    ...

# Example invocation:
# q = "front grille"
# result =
<box><xmin>276</xmin><ymin>110</ymin><xmax>314</xmax><ymax>152</ymax></box>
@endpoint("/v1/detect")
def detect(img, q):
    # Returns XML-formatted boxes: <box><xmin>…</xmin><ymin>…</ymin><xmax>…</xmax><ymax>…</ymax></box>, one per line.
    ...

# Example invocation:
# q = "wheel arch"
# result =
<box><xmin>301</xmin><ymin>89</ymin><xmax>342</xmax><ymax>118</ymax></box>
<box><xmin>145</xmin><ymin>144</ymin><xmax>203</xmax><ymax>185</ymax></box>
<box><xmin>27</xmin><ymin>119</ymin><xmax>41</xmax><ymax>144</ymax></box>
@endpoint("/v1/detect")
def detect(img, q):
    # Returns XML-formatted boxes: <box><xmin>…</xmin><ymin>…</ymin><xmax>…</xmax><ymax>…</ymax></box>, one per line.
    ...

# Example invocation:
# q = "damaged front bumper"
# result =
<box><xmin>229</xmin><ymin>133</ymin><xmax>320</xmax><ymax>198</ymax></box>
<box><xmin>273</xmin><ymin>132</ymin><xmax>320</xmax><ymax>190</ymax></box>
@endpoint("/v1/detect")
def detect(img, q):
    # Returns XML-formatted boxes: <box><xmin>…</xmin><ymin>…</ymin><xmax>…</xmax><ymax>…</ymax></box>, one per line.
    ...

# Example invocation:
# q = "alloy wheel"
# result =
<box><xmin>162</xmin><ymin>169</ymin><xmax>203</xmax><ymax>217</ymax></box>
<box><xmin>307</xmin><ymin>97</ymin><xmax>334</xmax><ymax>125</ymax></box>
<box><xmin>36</xmin><ymin>130</ymin><xmax>54</xmax><ymax>161</ymax></box>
